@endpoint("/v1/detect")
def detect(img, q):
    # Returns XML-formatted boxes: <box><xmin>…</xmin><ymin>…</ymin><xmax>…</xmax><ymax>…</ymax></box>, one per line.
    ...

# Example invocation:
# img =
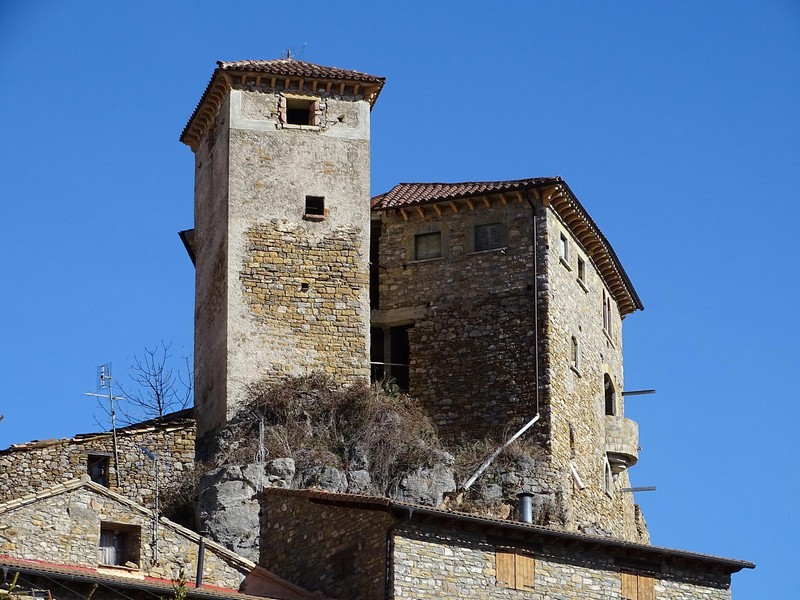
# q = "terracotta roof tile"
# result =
<box><xmin>371</xmin><ymin>179</ymin><xmax>560</xmax><ymax>210</ymax></box>
<box><xmin>218</xmin><ymin>59</ymin><xmax>385</xmax><ymax>84</ymax></box>
<box><xmin>0</xmin><ymin>556</ymin><xmax>264</xmax><ymax>600</ymax></box>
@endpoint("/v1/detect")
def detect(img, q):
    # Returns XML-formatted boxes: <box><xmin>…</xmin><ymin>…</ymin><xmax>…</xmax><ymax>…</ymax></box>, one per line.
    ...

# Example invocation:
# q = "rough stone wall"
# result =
<box><xmin>193</xmin><ymin>93</ymin><xmax>231</xmax><ymax>442</ymax></box>
<box><xmin>0</xmin><ymin>421</ymin><xmax>195</xmax><ymax>507</ymax></box>
<box><xmin>542</xmin><ymin>207</ymin><xmax>645</xmax><ymax>542</ymax></box>
<box><xmin>193</xmin><ymin>86</ymin><xmax>373</xmax><ymax>446</ymax></box>
<box><xmin>259</xmin><ymin>494</ymin><xmax>393</xmax><ymax>600</ymax></box>
<box><xmin>392</xmin><ymin>521</ymin><xmax>731</xmax><ymax>600</ymax></box>
<box><xmin>0</xmin><ymin>484</ymin><xmax>250</xmax><ymax>590</ymax></box>
<box><xmin>376</xmin><ymin>201</ymin><xmax>541</xmax><ymax>442</ymax></box>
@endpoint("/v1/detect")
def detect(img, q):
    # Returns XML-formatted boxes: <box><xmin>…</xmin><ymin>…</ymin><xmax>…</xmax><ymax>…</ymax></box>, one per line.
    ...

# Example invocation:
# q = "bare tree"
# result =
<box><xmin>96</xmin><ymin>342</ymin><xmax>193</xmax><ymax>426</ymax></box>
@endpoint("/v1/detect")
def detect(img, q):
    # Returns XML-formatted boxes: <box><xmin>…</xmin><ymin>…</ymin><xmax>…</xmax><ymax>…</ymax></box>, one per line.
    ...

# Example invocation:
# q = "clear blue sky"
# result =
<box><xmin>1</xmin><ymin>2</ymin><xmax>797</xmax><ymax>597</ymax></box>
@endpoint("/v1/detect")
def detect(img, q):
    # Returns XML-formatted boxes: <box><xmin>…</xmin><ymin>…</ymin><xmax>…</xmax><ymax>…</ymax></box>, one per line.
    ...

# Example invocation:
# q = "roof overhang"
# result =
<box><xmin>180</xmin><ymin>59</ymin><xmax>385</xmax><ymax>152</ymax></box>
<box><xmin>371</xmin><ymin>178</ymin><xmax>643</xmax><ymax>317</ymax></box>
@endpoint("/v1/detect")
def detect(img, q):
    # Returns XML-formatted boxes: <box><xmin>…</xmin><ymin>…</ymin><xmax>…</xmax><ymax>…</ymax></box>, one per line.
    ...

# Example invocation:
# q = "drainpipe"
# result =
<box><xmin>461</xmin><ymin>190</ymin><xmax>543</xmax><ymax>492</ymax></box>
<box><xmin>195</xmin><ymin>536</ymin><xmax>206</xmax><ymax>588</ymax></box>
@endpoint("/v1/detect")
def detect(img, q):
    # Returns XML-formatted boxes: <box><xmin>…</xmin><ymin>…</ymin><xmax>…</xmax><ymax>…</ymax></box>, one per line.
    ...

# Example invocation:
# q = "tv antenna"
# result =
<box><xmin>140</xmin><ymin>446</ymin><xmax>160</xmax><ymax>564</ymax></box>
<box><xmin>84</xmin><ymin>363</ymin><xmax>123</xmax><ymax>487</ymax></box>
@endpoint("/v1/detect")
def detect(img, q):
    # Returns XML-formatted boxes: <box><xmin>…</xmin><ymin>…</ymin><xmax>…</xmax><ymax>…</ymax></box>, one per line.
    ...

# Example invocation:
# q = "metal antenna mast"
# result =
<box><xmin>84</xmin><ymin>363</ymin><xmax>123</xmax><ymax>487</ymax></box>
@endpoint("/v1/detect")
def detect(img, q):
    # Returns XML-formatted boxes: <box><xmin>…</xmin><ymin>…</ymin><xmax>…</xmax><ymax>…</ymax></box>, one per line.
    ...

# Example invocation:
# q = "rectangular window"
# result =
<box><xmin>474</xmin><ymin>222</ymin><xmax>504</xmax><ymax>252</ymax></box>
<box><xmin>559</xmin><ymin>233</ymin><xmax>569</xmax><ymax>262</ymax></box>
<box><xmin>278</xmin><ymin>96</ymin><xmax>320</xmax><ymax>127</ymax></box>
<box><xmin>87</xmin><ymin>454</ymin><xmax>110</xmax><ymax>487</ymax></box>
<box><xmin>577</xmin><ymin>257</ymin><xmax>585</xmax><ymax>283</ymax></box>
<box><xmin>604</xmin><ymin>456</ymin><xmax>614</xmax><ymax>497</ymax></box>
<box><xmin>304</xmin><ymin>195</ymin><xmax>326</xmax><ymax>217</ymax></box>
<box><xmin>414</xmin><ymin>232</ymin><xmax>442</xmax><ymax>260</ymax></box>
<box><xmin>99</xmin><ymin>524</ymin><xmax>140</xmax><ymax>568</ymax></box>
<box><xmin>621</xmin><ymin>571</ymin><xmax>655</xmax><ymax>600</ymax></box>
<box><xmin>603</xmin><ymin>290</ymin><xmax>613</xmax><ymax>335</ymax></box>
<box><xmin>496</xmin><ymin>547</ymin><xmax>535</xmax><ymax>591</ymax></box>
<box><xmin>571</xmin><ymin>336</ymin><xmax>580</xmax><ymax>371</ymax></box>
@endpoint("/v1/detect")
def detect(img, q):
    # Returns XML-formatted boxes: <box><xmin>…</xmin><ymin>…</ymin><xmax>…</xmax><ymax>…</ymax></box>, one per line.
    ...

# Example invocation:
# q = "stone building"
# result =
<box><xmin>0</xmin><ymin>409</ymin><xmax>195</xmax><ymax>507</ymax></box>
<box><xmin>180</xmin><ymin>59</ymin><xmax>385</xmax><ymax>447</ymax></box>
<box><xmin>0</xmin><ymin>476</ymin><xmax>319</xmax><ymax>600</ymax></box>
<box><xmin>259</xmin><ymin>488</ymin><xmax>752</xmax><ymax>600</ymax></box>
<box><xmin>371</xmin><ymin>179</ymin><xmax>646</xmax><ymax>541</ymax></box>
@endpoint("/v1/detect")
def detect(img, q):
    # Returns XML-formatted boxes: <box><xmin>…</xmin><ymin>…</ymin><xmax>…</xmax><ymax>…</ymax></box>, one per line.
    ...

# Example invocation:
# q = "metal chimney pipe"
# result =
<box><xmin>518</xmin><ymin>493</ymin><xmax>533</xmax><ymax>524</ymax></box>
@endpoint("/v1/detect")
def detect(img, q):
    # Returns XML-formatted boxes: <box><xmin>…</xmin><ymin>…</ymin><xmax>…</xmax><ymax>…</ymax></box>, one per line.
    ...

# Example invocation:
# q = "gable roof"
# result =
<box><xmin>371</xmin><ymin>178</ymin><xmax>644</xmax><ymax>316</ymax></box>
<box><xmin>180</xmin><ymin>58</ymin><xmax>385</xmax><ymax>151</ymax></box>
<box><xmin>0</xmin><ymin>476</ymin><xmax>254</xmax><ymax>573</ymax></box>
<box><xmin>0</xmin><ymin>408</ymin><xmax>194</xmax><ymax>455</ymax></box>
<box><xmin>262</xmin><ymin>488</ymin><xmax>754</xmax><ymax>574</ymax></box>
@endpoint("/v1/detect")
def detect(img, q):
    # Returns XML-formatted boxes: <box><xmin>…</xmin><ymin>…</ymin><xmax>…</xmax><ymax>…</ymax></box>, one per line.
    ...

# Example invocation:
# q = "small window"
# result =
<box><xmin>496</xmin><ymin>546</ymin><xmax>535</xmax><ymax>590</ymax></box>
<box><xmin>99</xmin><ymin>524</ymin><xmax>140</xmax><ymax>567</ymax></box>
<box><xmin>279</xmin><ymin>96</ymin><xmax>320</xmax><ymax>127</ymax></box>
<box><xmin>559</xmin><ymin>233</ymin><xmax>569</xmax><ymax>262</ymax></box>
<box><xmin>604</xmin><ymin>374</ymin><xmax>616</xmax><ymax>416</ymax></box>
<box><xmin>304</xmin><ymin>195</ymin><xmax>326</xmax><ymax>218</ymax></box>
<box><xmin>604</xmin><ymin>457</ymin><xmax>614</xmax><ymax>497</ymax></box>
<box><xmin>474</xmin><ymin>222</ymin><xmax>504</xmax><ymax>252</ymax></box>
<box><xmin>571</xmin><ymin>336</ymin><xmax>580</xmax><ymax>371</ymax></box>
<box><xmin>577</xmin><ymin>257</ymin><xmax>585</xmax><ymax>283</ymax></box>
<box><xmin>87</xmin><ymin>454</ymin><xmax>110</xmax><ymax>487</ymax></box>
<box><xmin>602</xmin><ymin>289</ymin><xmax>613</xmax><ymax>335</ymax></box>
<box><xmin>414</xmin><ymin>232</ymin><xmax>441</xmax><ymax>260</ymax></box>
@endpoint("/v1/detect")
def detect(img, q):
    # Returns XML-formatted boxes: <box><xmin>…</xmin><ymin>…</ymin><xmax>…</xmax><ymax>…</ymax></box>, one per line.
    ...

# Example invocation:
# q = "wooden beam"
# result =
<box><xmin>354</xmin><ymin>83</ymin><xmax>360</xmax><ymax>95</ymax></box>
<box><xmin>482</xmin><ymin>197</ymin><xmax>491</xmax><ymax>208</ymax></box>
<box><xmin>465</xmin><ymin>199</ymin><xmax>474</xmax><ymax>211</ymax></box>
<box><xmin>448</xmin><ymin>201</ymin><xmax>459</xmax><ymax>213</ymax></box>
<box><xmin>400</xmin><ymin>208</ymin><xmax>409</xmax><ymax>221</ymax></box>
<box><xmin>312</xmin><ymin>80</ymin><xmax>318</xmax><ymax>92</ymax></box>
<box><xmin>433</xmin><ymin>204</ymin><xmax>442</xmax><ymax>216</ymax></box>
<box><xmin>415</xmin><ymin>206</ymin><xmax>425</xmax><ymax>219</ymax></box>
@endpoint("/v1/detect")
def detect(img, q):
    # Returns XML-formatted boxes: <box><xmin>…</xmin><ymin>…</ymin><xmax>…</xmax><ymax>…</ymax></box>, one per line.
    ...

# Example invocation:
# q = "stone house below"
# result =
<box><xmin>259</xmin><ymin>487</ymin><xmax>753</xmax><ymax>600</ymax></box>
<box><xmin>0</xmin><ymin>476</ymin><xmax>318</xmax><ymax>600</ymax></box>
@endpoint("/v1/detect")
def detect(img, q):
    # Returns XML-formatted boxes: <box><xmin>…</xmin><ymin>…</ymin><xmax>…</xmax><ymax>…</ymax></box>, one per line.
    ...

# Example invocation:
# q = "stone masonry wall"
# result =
<box><xmin>542</xmin><ymin>207</ymin><xmax>645</xmax><ymax>543</ymax></box>
<box><xmin>0</xmin><ymin>419</ymin><xmax>195</xmax><ymax>507</ymax></box>
<box><xmin>0</xmin><ymin>483</ymin><xmax>250</xmax><ymax>590</ymax></box>
<box><xmin>376</xmin><ymin>201</ymin><xmax>542</xmax><ymax>443</ymax></box>
<box><xmin>392</xmin><ymin>521</ymin><xmax>732</xmax><ymax>600</ymax></box>
<box><xmin>240</xmin><ymin>221</ymin><xmax>367</xmax><ymax>382</ymax></box>
<box><xmin>260</xmin><ymin>493</ymin><xmax>393</xmax><ymax>600</ymax></box>
<box><xmin>193</xmin><ymin>86</ymin><xmax>373</xmax><ymax>445</ymax></box>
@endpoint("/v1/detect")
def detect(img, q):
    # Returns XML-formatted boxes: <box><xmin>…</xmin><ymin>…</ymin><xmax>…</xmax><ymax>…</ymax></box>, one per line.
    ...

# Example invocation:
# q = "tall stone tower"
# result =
<box><xmin>180</xmin><ymin>59</ymin><xmax>385</xmax><ymax>445</ymax></box>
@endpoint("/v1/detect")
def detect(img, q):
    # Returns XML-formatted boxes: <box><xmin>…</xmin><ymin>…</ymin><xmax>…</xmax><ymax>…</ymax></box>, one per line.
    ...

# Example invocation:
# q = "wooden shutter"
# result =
<box><xmin>621</xmin><ymin>571</ymin><xmax>638</xmax><ymax>600</ymax></box>
<box><xmin>637</xmin><ymin>574</ymin><xmax>655</xmax><ymax>600</ymax></box>
<box><xmin>516</xmin><ymin>550</ymin><xmax>535</xmax><ymax>590</ymax></box>
<box><xmin>496</xmin><ymin>547</ymin><xmax>515</xmax><ymax>587</ymax></box>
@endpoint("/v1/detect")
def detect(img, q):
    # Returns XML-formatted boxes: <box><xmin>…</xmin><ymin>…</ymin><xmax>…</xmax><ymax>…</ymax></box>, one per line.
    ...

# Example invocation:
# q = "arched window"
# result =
<box><xmin>604</xmin><ymin>374</ymin><xmax>616</xmax><ymax>416</ymax></box>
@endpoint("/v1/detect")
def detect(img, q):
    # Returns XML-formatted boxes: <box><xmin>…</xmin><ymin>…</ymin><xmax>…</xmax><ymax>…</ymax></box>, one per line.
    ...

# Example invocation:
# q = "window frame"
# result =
<box><xmin>413</xmin><ymin>231</ymin><xmax>442</xmax><ymax>261</ymax></box>
<box><xmin>99</xmin><ymin>523</ymin><xmax>141</xmax><ymax>568</ymax></box>
<box><xmin>473</xmin><ymin>222</ymin><xmax>505</xmax><ymax>253</ymax></box>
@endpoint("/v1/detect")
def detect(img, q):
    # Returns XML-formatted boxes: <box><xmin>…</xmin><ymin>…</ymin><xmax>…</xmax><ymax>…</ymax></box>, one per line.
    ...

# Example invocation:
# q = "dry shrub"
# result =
<box><xmin>212</xmin><ymin>373</ymin><xmax>440</xmax><ymax>492</ymax></box>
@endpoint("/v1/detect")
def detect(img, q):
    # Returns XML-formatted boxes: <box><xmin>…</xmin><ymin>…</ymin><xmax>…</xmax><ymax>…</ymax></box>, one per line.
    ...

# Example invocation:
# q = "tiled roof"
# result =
<box><xmin>371</xmin><ymin>178</ymin><xmax>644</xmax><ymax>315</ymax></box>
<box><xmin>371</xmin><ymin>178</ymin><xmax>560</xmax><ymax>209</ymax></box>
<box><xmin>0</xmin><ymin>556</ymin><xmax>264</xmax><ymax>600</ymax></box>
<box><xmin>262</xmin><ymin>488</ymin><xmax>754</xmax><ymax>573</ymax></box>
<box><xmin>0</xmin><ymin>408</ymin><xmax>194</xmax><ymax>455</ymax></box>
<box><xmin>218</xmin><ymin>59</ymin><xmax>385</xmax><ymax>84</ymax></box>
<box><xmin>180</xmin><ymin>59</ymin><xmax>385</xmax><ymax>150</ymax></box>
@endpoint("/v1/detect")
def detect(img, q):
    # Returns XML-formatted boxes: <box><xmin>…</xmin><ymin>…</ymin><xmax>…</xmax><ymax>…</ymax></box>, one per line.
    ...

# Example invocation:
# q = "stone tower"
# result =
<box><xmin>180</xmin><ymin>59</ymin><xmax>385</xmax><ymax>445</ymax></box>
<box><xmin>371</xmin><ymin>179</ymin><xmax>647</xmax><ymax>541</ymax></box>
